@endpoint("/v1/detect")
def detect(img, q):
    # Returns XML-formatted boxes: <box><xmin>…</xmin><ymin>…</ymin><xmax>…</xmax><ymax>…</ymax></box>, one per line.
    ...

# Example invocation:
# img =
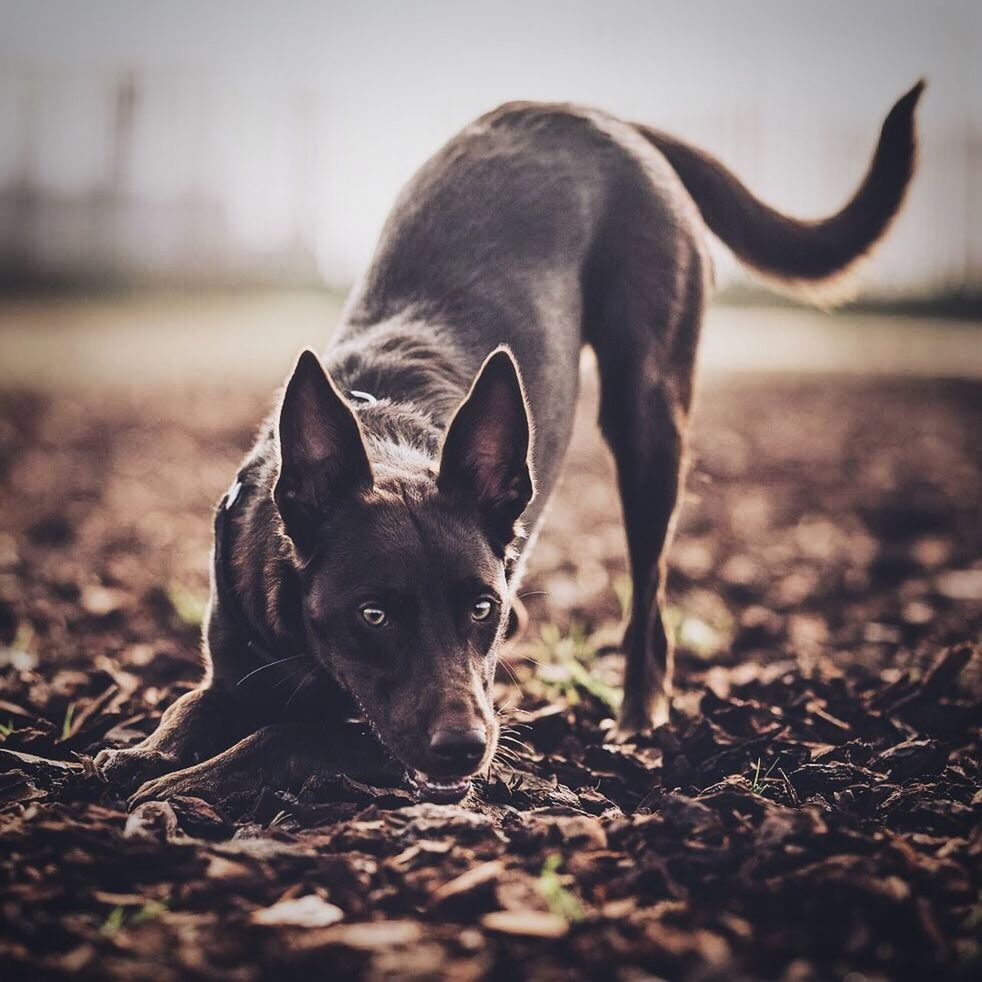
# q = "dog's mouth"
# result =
<box><xmin>334</xmin><ymin>689</ymin><xmax>485</xmax><ymax>805</ymax></box>
<box><xmin>409</xmin><ymin>771</ymin><xmax>473</xmax><ymax>804</ymax></box>
<box><xmin>339</xmin><ymin>712</ymin><xmax>475</xmax><ymax>803</ymax></box>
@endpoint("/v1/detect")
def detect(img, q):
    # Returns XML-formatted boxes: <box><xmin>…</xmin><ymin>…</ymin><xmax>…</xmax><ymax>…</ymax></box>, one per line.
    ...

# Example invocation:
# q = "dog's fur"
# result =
<box><xmin>98</xmin><ymin>83</ymin><xmax>924</xmax><ymax>804</ymax></box>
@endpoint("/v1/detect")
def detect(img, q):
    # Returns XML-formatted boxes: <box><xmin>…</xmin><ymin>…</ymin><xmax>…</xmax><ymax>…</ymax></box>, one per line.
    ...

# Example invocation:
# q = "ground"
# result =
<box><xmin>0</xmin><ymin>325</ymin><xmax>980</xmax><ymax>980</ymax></box>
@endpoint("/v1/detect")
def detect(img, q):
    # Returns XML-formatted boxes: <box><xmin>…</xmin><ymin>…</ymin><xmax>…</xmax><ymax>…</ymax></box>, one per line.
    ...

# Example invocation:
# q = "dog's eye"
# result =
<box><xmin>359</xmin><ymin>604</ymin><xmax>388</xmax><ymax>627</ymax></box>
<box><xmin>471</xmin><ymin>597</ymin><xmax>494</xmax><ymax>621</ymax></box>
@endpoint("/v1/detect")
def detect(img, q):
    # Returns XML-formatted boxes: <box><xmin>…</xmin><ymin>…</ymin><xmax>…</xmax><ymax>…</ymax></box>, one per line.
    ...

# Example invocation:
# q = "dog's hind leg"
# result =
<box><xmin>599</xmin><ymin>376</ymin><xmax>688</xmax><ymax>737</ymax></box>
<box><xmin>588</xmin><ymin>232</ymin><xmax>706</xmax><ymax>738</ymax></box>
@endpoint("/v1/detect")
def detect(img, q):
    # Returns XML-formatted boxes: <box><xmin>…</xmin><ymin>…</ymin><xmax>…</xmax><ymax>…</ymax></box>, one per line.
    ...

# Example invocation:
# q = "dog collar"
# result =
<box><xmin>213</xmin><ymin>473</ymin><xmax>280</xmax><ymax>666</ymax></box>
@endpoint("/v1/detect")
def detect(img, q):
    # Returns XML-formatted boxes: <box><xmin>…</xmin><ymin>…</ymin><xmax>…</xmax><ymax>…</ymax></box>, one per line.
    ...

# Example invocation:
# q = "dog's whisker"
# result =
<box><xmin>470</xmin><ymin>639</ymin><xmax>521</xmax><ymax>690</ymax></box>
<box><xmin>272</xmin><ymin>661</ymin><xmax>314</xmax><ymax>690</ymax></box>
<box><xmin>503</xmin><ymin>648</ymin><xmax>547</xmax><ymax>670</ymax></box>
<box><xmin>495</xmin><ymin>749</ymin><xmax>524</xmax><ymax>766</ymax></box>
<box><xmin>235</xmin><ymin>654</ymin><xmax>308</xmax><ymax>687</ymax></box>
<box><xmin>493</xmin><ymin>737</ymin><xmax>519</xmax><ymax>755</ymax></box>
<box><xmin>501</xmin><ymin>719</ymin><xmax>532</xmax><ymax>732</ymax></box>
<box><xmin>495</xmin><ymin>708</ymin><xmax>529</xmax><ymax>730</ymax></box>
<box><xmin>498</xmin><ymin>749</ymin><xmax>530</xmax><ymax>764</ymax></box>
<box><xmin>495</xmin><ymin>655</ymin><xmax>522</xmax><ymax>688</ymax></box>
<box><xmin>497</xmin><ymin>722</ymin><xmax>532</xmax><ymax>738</ymax></box>
<box><xmin>497</xmin><ymin>728</ymin><xmax>534</xmax><ymax>751</ymax></box>
<box><xmin>273</xmin><ymin>665</ymin><xmax>306</xmax><ymax>689</ymax></box>
<box><xmin>284</xmin><ymin>668</ymin><xmax>317</xmax><ymax>709</ymax></box>
<box><xmin>498</xmin><ymin>736</ymin><xmax>533</xmax><ymax>756</ymax></box>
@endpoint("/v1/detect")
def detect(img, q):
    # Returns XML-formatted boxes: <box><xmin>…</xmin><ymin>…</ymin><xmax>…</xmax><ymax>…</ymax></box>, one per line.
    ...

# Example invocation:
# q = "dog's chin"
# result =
<box><xmin>410</xmin><ymin>771</ymin><xmax>473</xmax><ymax>804</ymax></box>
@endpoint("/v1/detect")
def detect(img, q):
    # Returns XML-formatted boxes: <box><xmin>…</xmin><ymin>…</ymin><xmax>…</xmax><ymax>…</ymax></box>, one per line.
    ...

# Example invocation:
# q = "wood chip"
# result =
<box><xmin>251</xmin><ymin>895</ymin><xmax>344</xmax><ymax>928</ymax></box>
<box><xmin>481</xmin><ymin>910</ymin><xmax>569</xmax><ymax>938</ymax></box>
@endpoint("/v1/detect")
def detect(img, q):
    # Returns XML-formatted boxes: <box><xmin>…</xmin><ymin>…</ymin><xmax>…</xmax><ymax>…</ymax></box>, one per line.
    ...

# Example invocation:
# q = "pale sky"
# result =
<box><xmin>1</xmin><ymin>1</ymin><xmax>980</xmax><ymax>289</ymax></box>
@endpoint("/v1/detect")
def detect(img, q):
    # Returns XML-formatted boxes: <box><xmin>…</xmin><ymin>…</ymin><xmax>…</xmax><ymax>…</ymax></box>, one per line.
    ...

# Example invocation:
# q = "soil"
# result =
<box><xmin>0</xmin><ymin>368</ymin><xmax>979</xmax><ymax>981</ymax></box>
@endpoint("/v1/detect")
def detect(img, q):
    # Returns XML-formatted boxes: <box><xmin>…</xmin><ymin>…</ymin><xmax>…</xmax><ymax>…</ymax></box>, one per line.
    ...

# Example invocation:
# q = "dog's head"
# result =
<box><xmin>272</xmin><ymin>347</ymin><xmax>534</xmax><ymax>802</ymax></box>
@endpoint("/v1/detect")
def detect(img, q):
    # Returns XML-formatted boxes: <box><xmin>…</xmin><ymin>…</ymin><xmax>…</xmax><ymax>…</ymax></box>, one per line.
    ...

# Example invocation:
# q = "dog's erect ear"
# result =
<box><xmin>274</xmin><ymin>349</ymin><xmax>373</xmax><ymax>550</ymax></box>
<box><xmin>438</xmin><ymin>347</ymin><xmax>534</xmax><ymax>550</ymax></box>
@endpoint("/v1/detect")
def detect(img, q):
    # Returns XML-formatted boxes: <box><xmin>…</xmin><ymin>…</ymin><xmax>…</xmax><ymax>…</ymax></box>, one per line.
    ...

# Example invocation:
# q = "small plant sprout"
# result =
<box><xmin>749</xmin><ymin>755</ymin><xmax>783</xmax><ymax>795</ymax></box>
<box><xmin>528</xmin><ymin>622</ymin><xmax>622</xmax><ymax>713</ymax></box>
<box><xmin>538</xmin><ymin>854</ymin><xmax>585</xmax><ymax>923</ymax></box>
<box><xmin>99</xmin><ymin>900</ymin><xmax>167</xmax><ymax>936</ymax></box>
<box><xmin>61</xmin><ymin>703</ymin><xmax>76</xmax><ymax>741</ymax></box>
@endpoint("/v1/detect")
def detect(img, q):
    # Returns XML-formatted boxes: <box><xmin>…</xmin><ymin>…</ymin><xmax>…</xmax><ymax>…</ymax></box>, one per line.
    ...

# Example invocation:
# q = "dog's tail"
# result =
<box><xmin>635</xmin><ymin>81</ymin><xmax>924</xmax><ymax>306</ymax></box>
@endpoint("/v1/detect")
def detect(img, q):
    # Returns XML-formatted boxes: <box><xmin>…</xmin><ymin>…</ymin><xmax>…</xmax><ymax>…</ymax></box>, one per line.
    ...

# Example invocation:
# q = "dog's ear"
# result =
<box><xmin>274</xmin><ymin>349</ymin><xmax>373</xmax><ymax>551</ymax></box>
<box><xmin>438</xmin><ymin>347</ymin><xmax>534</xmax><ymax>550</ymax></box>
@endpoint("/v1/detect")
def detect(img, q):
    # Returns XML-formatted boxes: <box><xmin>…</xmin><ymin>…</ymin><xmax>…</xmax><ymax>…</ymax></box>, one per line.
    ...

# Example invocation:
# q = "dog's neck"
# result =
<box><xmin>326</xmin><ymin>315</ymin><xmax>473</xmax><ymax>440</ymax></box>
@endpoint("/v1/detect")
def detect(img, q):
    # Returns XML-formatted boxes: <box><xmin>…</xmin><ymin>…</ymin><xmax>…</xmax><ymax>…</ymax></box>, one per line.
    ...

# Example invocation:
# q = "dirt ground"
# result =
<box><xmin>0</xmin><ymin>358</ymin><xmax>980</xmax><ymax>980</ymax></box>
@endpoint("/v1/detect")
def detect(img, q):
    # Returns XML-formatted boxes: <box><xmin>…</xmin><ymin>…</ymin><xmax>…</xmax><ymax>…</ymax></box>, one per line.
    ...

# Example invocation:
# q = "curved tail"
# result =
<box><xmin>636</xmin><ymin>81</ymin><xmax>924</xmax><ymax>304</ymax></box>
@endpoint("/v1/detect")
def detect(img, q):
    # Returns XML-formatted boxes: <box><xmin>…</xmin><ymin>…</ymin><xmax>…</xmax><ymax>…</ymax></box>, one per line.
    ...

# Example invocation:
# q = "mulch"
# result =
<box><xmin>0</xmin><ymin>373</ymin><xmax>979</xmax><ymax>981</ymax></box>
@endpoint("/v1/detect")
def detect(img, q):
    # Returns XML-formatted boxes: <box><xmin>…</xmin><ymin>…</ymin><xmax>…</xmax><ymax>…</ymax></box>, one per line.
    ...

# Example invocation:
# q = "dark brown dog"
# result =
<box><xmin>98</xmin><ymin>83</ymin><xmax>923</xmax><ymax>805</ymax></box>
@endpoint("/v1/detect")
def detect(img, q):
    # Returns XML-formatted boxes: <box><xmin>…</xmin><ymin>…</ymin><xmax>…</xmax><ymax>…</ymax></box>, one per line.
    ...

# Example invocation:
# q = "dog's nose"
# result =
<box><xmin>428</xmin><ymin>726</ymin><xmax>486</xmax><ymax>773</ymax></box>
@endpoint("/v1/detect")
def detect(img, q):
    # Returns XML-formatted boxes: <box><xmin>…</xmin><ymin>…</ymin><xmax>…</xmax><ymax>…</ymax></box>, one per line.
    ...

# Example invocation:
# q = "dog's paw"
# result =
<box><xmin>612</xmin><ymin>696</ymin><xmax>670</xmax><ymax>743</ymax></box>
<box><xmin>95</xmin><ymin>747</ymin><xmax>179</xmax><ymax>791</ymax></box>
<box><xmin>610</xmin><ymin>720</ymin><xmax>650</xmax><ymax>744</ymax></box>
<box><xmin>129</xmin><ymin>759</ymin><xmax>239</xmax><ymax>809</ymax></box>
<box><xmin>129</xmin><ymin>771</ymin><xmax>200</xmax><ymax>809</ymax></box>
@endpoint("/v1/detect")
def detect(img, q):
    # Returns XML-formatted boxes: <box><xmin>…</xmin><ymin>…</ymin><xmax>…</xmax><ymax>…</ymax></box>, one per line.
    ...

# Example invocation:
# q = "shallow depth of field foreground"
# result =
<box><xmin>0</xmin><ymin>298</ymin><xmax>979</xmax><ymax>980</ymax></box>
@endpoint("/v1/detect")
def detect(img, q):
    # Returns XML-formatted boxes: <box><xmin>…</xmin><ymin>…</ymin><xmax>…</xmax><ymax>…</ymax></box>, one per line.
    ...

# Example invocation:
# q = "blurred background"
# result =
<box><xmin>2</xmin><ymin>0</ymin><xmax>981</xmax><ymax>293</ymax></box>
<box><xmin>0</xmin><ymin>0</ymin><xmax>979</xmax><ymax>292</ymax></box>
<box><xmin>0</xmin><ymin>0</ymin><xmax>981</xmax><ymax>388</ymax></box>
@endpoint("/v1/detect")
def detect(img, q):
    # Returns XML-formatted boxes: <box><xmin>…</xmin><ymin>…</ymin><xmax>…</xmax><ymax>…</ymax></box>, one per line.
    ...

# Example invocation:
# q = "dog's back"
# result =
<box><xmin>334</xmin><ymin>85</ymin><xmax>923</xmax><ymax>537</ymax></box>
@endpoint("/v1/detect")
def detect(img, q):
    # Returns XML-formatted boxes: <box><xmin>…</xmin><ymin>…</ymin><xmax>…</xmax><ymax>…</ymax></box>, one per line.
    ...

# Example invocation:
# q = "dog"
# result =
<box><xmin>97</xmin><ymin>82</ymin><xmax>923</xmax><ymax>805</ymax></box>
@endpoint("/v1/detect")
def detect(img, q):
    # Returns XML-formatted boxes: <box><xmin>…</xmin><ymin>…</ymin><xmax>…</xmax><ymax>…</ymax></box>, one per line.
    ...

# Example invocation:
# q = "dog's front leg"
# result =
<box><xmin>96</xmin><ymin>686</ymin><xmax>244</xmax><ymax>791</ymax></box>
<box><xmin>128</xmin><ymin>722</ymin><xmax>404</xmax><ymax>807</ymax></box>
